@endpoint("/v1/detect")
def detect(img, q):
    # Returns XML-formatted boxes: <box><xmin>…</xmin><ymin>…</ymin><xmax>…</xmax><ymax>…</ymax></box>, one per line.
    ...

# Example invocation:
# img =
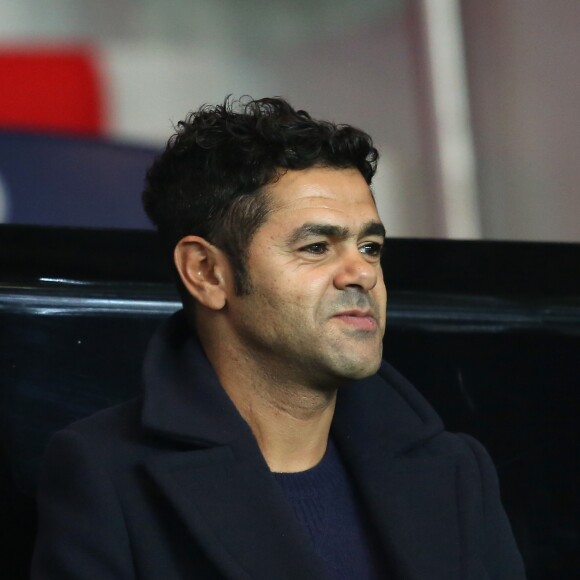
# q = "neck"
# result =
<box><xmin>228</xmin><ymin>376</ymin><xmax>337</xmax><ymax>473</ymax></box>
<box><xmin>198</xmin><ymin>318</ymin><xmax>337</xmax><ymax>473</ymax></box>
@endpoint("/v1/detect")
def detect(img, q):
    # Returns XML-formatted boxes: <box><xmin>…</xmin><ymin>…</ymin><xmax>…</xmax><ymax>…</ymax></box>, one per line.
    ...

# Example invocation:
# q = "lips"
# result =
<box><xmin>333</xmin><ymin>309</ymin><xmax>377</xmax><ymax>331</ymax></box>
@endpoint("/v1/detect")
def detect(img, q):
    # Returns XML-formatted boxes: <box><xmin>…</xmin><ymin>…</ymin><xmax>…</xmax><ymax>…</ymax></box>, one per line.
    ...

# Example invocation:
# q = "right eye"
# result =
<box><xmin>300</xmin><ymin>242</ymin><xmax>328</xmax><ymax>255</ymax></box>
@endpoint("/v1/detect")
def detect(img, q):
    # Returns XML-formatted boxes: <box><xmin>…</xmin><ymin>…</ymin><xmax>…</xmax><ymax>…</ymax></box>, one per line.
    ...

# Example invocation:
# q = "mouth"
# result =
<box><xmin>332</xmin><ymin>309</ymin><xmax>377</xmax><ymax>331</ymax></box>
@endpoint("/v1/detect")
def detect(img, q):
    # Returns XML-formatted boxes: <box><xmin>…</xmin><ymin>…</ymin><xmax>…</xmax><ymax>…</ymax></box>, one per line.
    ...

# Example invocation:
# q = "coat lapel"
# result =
<box><xmin>332</xmin><ymin>367</ymin><xmax>480</xmax><ymax>579</ymax></box>
<box><xmin>140</xmin><ymin>313</ymin><xmax>483</xmax><ymax>579</ymax></box>
<box><xmin>144</xmin><ymin>444</ymin><xmax>327</xmax><ymax>580</ymax></box>
<box><xmin>140</xmin><ymin>312</ymin><xmax>327</xmax><ymax>579</ymax></box>
<box><xmin>341</xmin><ymin>448</ymin><xmax>465</xmax><ymax>579</ymax></box>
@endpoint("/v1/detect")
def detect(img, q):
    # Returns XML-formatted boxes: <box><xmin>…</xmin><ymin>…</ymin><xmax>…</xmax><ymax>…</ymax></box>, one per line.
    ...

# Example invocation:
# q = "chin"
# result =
<box><xmin>335</xmin><ymin>355</ymin><xmax>382</xmax><ymax>381</ymax></box>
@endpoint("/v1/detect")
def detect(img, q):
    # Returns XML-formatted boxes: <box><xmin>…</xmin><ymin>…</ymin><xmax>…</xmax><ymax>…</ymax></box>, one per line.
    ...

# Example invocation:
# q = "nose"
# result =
<box><xmin>333</xmin><ymin>248</ymin><xmax>378</xmax><ymax>292</ymax></box>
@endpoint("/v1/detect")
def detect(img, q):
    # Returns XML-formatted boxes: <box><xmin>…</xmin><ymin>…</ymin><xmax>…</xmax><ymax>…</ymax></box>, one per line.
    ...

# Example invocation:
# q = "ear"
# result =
<box><xmin>174</xmin><ymin>236</ymin><xmax>229</xmax><ymax>310</ymax></box>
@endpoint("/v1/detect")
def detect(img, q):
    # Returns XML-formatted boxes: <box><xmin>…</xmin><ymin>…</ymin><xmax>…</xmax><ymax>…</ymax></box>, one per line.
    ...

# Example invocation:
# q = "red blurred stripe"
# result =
<box><xmin>0</xmin><ymin>46</ymin><xmax>104</xmax><ymax>135</ymax></box>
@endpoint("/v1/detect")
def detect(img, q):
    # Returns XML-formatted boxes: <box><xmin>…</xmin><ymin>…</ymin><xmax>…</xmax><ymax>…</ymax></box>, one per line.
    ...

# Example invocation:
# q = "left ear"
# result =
<box><xmin>173</xmin><ymin>235</ymin><xmax>230</xmax><ymax>310</ymax></box>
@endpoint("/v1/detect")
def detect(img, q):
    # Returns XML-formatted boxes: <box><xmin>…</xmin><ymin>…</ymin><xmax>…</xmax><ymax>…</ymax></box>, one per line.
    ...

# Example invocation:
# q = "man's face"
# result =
<box><xmin>225</xmin><ymin>166</ymin><xmax>387</xmax><ymax>390</ymax></box>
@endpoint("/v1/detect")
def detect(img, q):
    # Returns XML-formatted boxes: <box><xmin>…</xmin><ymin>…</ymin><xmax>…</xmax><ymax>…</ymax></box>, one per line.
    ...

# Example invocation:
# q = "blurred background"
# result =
<box><xmin>0</xmin><ymin>0</ymin><xmax>579</xmax><ymax>241</ymax></box>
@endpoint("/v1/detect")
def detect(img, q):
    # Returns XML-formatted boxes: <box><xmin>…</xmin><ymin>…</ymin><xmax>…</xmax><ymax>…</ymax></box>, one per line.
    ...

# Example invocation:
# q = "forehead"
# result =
<box><xmin>264</xmin><ymin>167</ymin><xmax>380</xmax><ymax>226</ymax></box>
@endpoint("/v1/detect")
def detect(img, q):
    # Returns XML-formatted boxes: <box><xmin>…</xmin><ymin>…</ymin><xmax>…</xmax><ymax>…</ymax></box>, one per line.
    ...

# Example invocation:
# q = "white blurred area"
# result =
<box><xmin>1</xmin><ymin>0</ymin><xmax>579</xmax><ymax>242</ymax></box>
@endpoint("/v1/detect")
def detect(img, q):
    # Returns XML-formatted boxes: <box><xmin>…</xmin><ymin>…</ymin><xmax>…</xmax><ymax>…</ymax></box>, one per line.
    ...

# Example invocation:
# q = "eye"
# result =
<box><xmin>359</xmin><ymin>241</ymin><xmax>383</xmax><ymax>258</ymax></box>
<box><xmin>300</xmin><ymin>242</ymin><xmax>328</xmax><ymax>255</ymax></box>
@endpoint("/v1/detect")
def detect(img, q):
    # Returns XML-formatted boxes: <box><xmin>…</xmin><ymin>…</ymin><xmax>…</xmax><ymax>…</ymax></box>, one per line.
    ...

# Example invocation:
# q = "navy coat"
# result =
<box><xmin>32</xmin><ymin>311</ymin><xmax>525</xmax><ymax>579</ymax></box>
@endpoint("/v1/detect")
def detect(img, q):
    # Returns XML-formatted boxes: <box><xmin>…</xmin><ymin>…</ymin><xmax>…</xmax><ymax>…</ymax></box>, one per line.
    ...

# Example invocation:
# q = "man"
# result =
<box><xmin>32</xmin><ymin>98</ymin><xmax>525</xmax><ymax>578</ymax></box>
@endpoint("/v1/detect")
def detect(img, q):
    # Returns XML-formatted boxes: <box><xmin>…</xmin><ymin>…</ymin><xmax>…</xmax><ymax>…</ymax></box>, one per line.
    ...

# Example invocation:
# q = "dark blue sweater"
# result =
<box><xmin>273</xmin><ymin>439</ymin><xmax>386</xmax><ymax>579</ymax></box>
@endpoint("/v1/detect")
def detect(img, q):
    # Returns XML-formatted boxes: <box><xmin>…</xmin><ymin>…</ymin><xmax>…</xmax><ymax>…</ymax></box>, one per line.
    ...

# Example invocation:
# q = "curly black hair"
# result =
<box><xmin>142</xmin><ymin>96</ymin><xmax>379</xmax><ymax>295</ymax></box>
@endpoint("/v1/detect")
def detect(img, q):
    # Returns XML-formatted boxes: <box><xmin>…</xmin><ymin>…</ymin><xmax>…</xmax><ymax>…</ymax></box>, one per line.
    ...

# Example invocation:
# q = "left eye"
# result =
<box><xmin>359</xmin><ymin>242</ymin><xmax>383</xmax><ymax>257</ymax></box>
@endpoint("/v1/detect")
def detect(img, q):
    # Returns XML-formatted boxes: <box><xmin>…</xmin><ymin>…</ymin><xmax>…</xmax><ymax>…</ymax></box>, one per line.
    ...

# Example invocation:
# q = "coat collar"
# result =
<box><xmin>141</xmin><ymin>311</ymin><xmax>328</xmax><ymax>579</ymax></box>
<box><xmin>330</xmin><ymin>367</ymin><xmax>473</xmax><ymax>578</ymax></box>
<box><xmin>141</xmin><ymin>310</ymin><xmax>253</xmax><ymax>446</ymax></box>
<box><xmin>141</xmin><ymin>310</ymin><xmax>475</xmax><ymax>579</ymax></box>
<box><xmin>142</xmin><ymin>310</ymin><xmax>444</xmax><ymax>453</ymax></box>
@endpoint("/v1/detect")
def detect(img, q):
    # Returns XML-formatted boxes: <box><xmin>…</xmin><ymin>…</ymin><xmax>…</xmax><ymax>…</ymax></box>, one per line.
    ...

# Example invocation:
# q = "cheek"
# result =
<box><xmin>259</xmin><ymin>267</ymin><xmax>330</xmax><ymax>305</ymax></box>
<box><xmin>374</xmin><ymin>275</ymin><xmax>387</xmax><ymax>300</ymax></box>
<box><xmin>289</xmin><ymin>275</ymin><xmax>333</xmax><ymax>312</ymax></box>
<box><xmin>381</xmin><ymin>283</ymin><xmax>388</xmax><ymax>304</ymax></box>
<box><xmin>380</xmin><ymin>286</ymin><xmax>388</xmax><ymax>319</ymax></box>
<box><xmin>259</xmin><ymin>284</ymin><xmax>320</xmax><ymax>314</ymax></box>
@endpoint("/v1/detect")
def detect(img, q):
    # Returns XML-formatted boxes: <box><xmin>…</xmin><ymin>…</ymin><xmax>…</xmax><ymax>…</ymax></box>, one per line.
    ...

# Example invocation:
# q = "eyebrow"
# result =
<box><xmin>361</xmin><ymin>221</ymin><xmax>387</xmax><ymax>239</ymax></box>
<box><xmin>286</xmin><ymin>221</ymin><xmax>386</xmax><ymax>245</ymax></box>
